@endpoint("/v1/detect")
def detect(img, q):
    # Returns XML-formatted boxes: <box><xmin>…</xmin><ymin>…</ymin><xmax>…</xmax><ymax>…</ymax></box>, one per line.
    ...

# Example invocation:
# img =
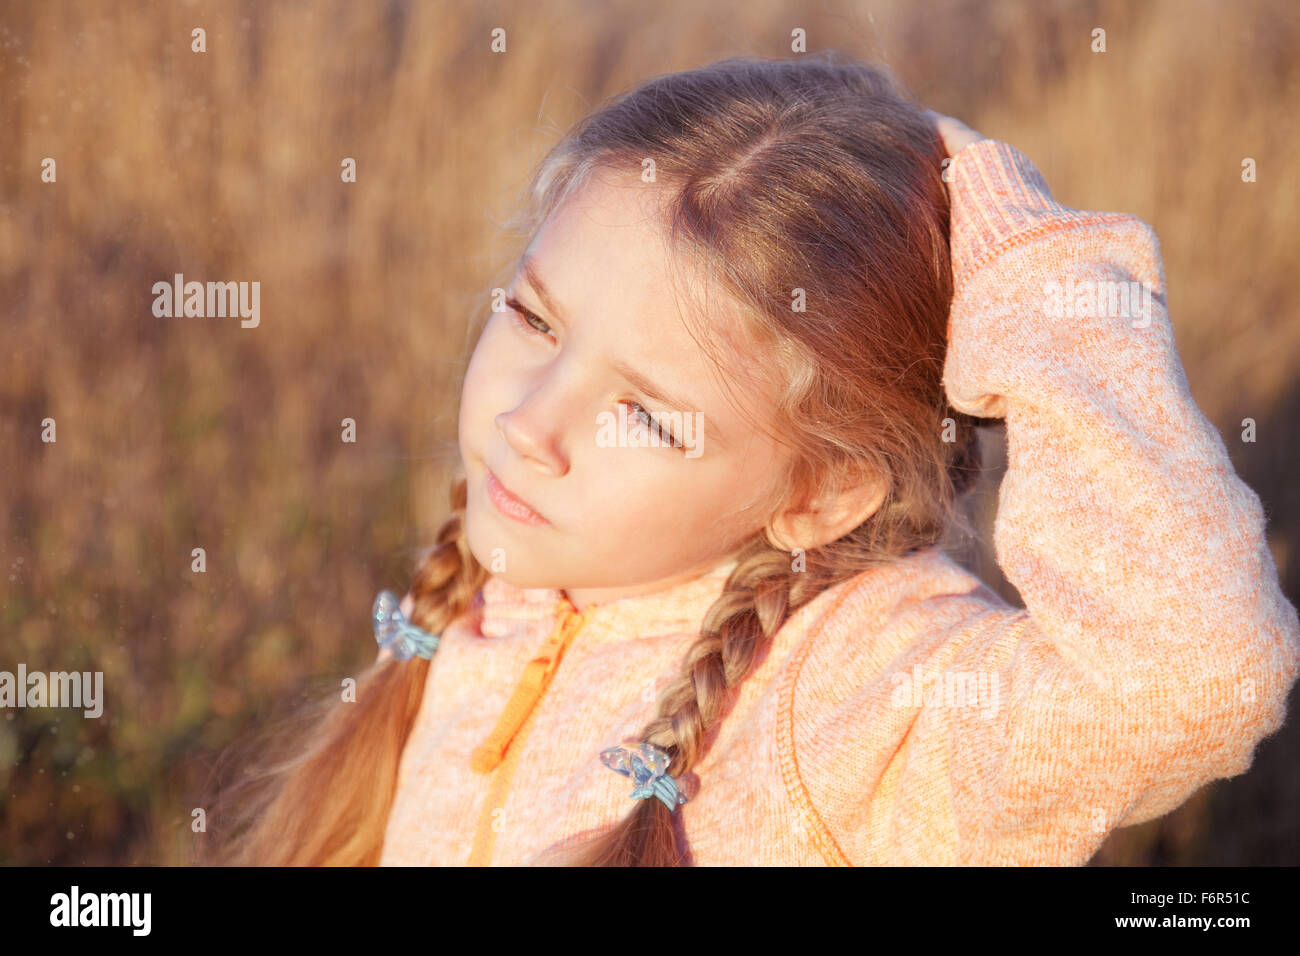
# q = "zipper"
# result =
<box><xmin>467</xmin><ymin>597</ymin><xmax>596</xmax><ymax>866</ymax></box>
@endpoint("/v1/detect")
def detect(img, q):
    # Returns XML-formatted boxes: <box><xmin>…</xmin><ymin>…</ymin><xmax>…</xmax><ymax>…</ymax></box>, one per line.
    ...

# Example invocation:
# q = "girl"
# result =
<box><xmin>207</xmin><ymin>53</ymin><xmax>1299</xmax><ymax>866</ymax></box>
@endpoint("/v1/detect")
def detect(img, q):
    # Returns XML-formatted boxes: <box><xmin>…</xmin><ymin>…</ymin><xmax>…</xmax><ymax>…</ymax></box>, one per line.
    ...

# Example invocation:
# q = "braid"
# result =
<box><xmin>203</xmin><ymin>473</ymin><xmax>484</xmax><ymax>865</ymax></box>
<box><xmin>645</xmin><ymin>542</ymin><xmax>813</xmax><ymax>768</ymax></box>
<box><xmin>545</xmin><ymin>538</ymin><xmax>841</xmax><ymax>866</ymax></box>
<box><xmin>408</xmin><ymin>475</ymin><xmax>488</xmax><ymax>638</ymax></box>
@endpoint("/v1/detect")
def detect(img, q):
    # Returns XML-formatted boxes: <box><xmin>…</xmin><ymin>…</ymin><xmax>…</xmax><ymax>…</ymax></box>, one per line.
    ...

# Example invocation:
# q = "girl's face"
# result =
<box><xmin>458</xmin><ymin>171</ymin><xmax>792</xmax><ymax>607</ymax></box>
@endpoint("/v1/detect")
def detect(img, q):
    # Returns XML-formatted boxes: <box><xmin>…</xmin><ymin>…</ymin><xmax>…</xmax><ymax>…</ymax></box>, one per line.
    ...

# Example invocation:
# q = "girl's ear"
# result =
<box><xmin>765</xmin><ymin>474</ymin><xmax>888</xmax><ymax>553</ymax></box>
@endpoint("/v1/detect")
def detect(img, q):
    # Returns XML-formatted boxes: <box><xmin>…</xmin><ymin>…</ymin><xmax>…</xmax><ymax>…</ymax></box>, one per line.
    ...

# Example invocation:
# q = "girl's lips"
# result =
<box><xmin>486</xmin><ymin>468</ymin><xmax>550</xmax><ymax>526</ymax></box>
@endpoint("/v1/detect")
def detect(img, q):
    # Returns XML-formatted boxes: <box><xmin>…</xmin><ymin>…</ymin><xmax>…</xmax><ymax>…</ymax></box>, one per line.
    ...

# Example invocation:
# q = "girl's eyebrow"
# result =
<box><xmin>519</xmin><ymin>254</ymin><xmax>567</xmax><ymax>326</ymax></box>
<box><xmin>517</xmin><ymin>255</ymin><xmax>729</xmax><ymax>451</ymax></box>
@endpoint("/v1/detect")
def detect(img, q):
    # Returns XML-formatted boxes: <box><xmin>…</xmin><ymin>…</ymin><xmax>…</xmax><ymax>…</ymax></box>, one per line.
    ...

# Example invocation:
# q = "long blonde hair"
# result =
<box><xmin>201</xmin><ymin>51</ymin><xmax>981</xmax><ymax>866</ymax></box>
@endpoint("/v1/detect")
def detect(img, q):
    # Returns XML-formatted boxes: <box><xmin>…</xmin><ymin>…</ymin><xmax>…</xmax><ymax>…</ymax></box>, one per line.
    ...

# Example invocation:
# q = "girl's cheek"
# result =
<box><xmin>463</xmin><ymin>329</ymin><xmax>516</xmax><ymax>414</ymax></box>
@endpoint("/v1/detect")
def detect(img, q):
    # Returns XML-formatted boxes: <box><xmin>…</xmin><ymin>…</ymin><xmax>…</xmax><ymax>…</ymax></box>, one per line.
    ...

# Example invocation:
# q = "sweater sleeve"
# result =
<box><xmin>787</xmin><ymin>138</ymin><xmax>1300</xmax><ymax>865</ymax></box>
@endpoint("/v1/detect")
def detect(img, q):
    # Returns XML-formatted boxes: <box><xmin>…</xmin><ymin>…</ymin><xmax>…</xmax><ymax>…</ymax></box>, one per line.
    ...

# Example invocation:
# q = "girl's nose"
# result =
<box><xmin>495</xmin><ymin>408</ymin><xmax>567</xmax><ymax>477</ymax></box>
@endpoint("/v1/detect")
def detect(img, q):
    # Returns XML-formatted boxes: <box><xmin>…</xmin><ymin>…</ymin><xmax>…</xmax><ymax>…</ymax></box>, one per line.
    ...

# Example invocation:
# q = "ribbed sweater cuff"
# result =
<box><xmin>948</xmin><ymin>139</ymin><xmax>1103</xmax><ymax>290</ymax></box>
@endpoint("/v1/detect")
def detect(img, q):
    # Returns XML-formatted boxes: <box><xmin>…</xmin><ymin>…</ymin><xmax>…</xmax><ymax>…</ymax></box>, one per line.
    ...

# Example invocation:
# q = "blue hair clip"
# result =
<box><xmin>600</xmin><ymin>741</ymin><xmax>689</xmax><ymax>812</ymax></box>
<box><xmin>372</xmin><ymin>589</ymin><xmax>441</xmax><ymax>661</ymax></box>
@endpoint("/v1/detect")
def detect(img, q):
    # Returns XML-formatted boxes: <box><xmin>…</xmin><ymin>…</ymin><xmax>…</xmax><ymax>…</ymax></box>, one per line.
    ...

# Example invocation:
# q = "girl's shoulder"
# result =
<box><xmin>776</xmin><ymin>544</ymin><xmax>1016</xmax><ymax>718</ymax></box>
<box><xmin>794</xmin><ymin>545</ymin><xmax>1011</xmax><ymax>650</ymax></box>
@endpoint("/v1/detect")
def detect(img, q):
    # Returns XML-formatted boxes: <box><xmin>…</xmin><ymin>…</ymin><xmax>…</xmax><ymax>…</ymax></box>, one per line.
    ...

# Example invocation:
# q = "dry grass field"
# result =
<box><xmin>1</xmin><ymin>0</ymin><xmax>1296</xmax><ymax>865</ymax></box>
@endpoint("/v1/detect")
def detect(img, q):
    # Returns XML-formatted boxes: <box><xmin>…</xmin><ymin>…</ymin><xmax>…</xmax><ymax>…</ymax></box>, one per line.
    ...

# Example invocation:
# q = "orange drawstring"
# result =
<box><xmin>469</xmin><ymin>598</ymin><xmax>596</xmax><ymax>775</ymax></box>
<box><xmin>466</xmin><ymin>597</ymin><xmax>597</xmax><ymax>866</ymax></box>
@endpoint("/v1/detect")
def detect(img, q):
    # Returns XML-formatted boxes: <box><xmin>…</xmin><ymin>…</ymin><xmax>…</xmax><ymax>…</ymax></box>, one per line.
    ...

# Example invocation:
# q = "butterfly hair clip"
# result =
<box><xmin>372</xmin><ymin>589</ymin><xmax>441</xmax><ymax>661</ymax></box>
<box><xmin>600</xmin><ymin>741</ymin><xmax>689</xmax><ymax>812</ymax></box>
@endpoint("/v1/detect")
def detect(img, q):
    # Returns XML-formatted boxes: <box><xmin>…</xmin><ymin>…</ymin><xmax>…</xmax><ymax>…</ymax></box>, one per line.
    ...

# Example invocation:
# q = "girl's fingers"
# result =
<box><xmin>923</xmin><ymin>109</ymin><xmax>987</xmax><ymax>157</ymax></box>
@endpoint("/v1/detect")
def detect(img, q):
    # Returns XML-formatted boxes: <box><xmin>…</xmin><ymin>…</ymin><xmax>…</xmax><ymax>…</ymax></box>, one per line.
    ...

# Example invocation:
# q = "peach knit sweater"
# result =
<box><xmin>379</xmin><ymin>138</ymin><xmax>1300</xmax><ymax>866</ymax></box>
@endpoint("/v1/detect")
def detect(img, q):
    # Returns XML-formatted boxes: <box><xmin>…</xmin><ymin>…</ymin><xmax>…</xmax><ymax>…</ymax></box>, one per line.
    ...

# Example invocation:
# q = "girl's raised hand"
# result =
<box><xmin>923</xmin><ymin>109</ymin><xmax>987</xmax><ymax>158</ymax></box>
<box><xmin>924</xmin><ymin>110</ymin><xmax>987</xmax><ymax>203</ymax></box>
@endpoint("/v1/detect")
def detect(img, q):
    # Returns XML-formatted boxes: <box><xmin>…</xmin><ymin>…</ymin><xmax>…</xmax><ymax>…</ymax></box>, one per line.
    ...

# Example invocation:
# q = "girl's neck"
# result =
<box><xmin>561</xmin><ymin>554</ymin><xmax>739</xmax><ymax>613</ymax></box>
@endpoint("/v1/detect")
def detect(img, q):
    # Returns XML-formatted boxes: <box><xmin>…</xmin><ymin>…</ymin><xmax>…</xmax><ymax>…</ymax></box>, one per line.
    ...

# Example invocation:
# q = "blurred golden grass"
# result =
<box><xmin>1</xmin><ymin>0</ymin><xmax>1296</xmax><ymax>864</ymax></box>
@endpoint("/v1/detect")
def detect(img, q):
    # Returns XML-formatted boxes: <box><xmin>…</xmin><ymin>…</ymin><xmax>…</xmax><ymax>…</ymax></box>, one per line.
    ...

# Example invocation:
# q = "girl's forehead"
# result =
<box><xmin>519</xmin><ymin>174</ymin><xmax>793</xmax><ymax>447</ymax></box>
<box><xmin>530</xmin><ymin>175</ymin><xmax>676</xmax><ymax>279</ymax></box>
<box><xmin>528</xmin><ymin>176</ymin><xmax>763</xmax><ymax>352</ymax></box>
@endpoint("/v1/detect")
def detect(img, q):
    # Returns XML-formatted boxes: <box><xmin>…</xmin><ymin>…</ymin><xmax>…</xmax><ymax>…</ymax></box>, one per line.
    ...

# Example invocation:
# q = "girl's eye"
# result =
<box><xmin>623</xmin><ymin>400</ymin><xmax>683</xmax><ymax>450</ymax></box>
<box><xmin>505</xmin><ymin>296</ymin><xmax>682</xmax><ymax>453</ymax></box>
<box><xmin>505</xmin><ymin>297</ymin><xmax>553</xmax><ymax>338</ymax></box>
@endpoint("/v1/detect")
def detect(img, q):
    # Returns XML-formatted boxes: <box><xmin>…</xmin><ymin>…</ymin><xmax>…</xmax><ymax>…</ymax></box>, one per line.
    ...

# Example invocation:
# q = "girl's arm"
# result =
<box><xmin>783</xmin><ymin>138</ymin><xmax>1299</xmax><ymax>865</ymax></box>
<box><xmin>940</xmin><ymin>138</ymin><xmax>1299</xmax><ymax>852</ymax></box>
